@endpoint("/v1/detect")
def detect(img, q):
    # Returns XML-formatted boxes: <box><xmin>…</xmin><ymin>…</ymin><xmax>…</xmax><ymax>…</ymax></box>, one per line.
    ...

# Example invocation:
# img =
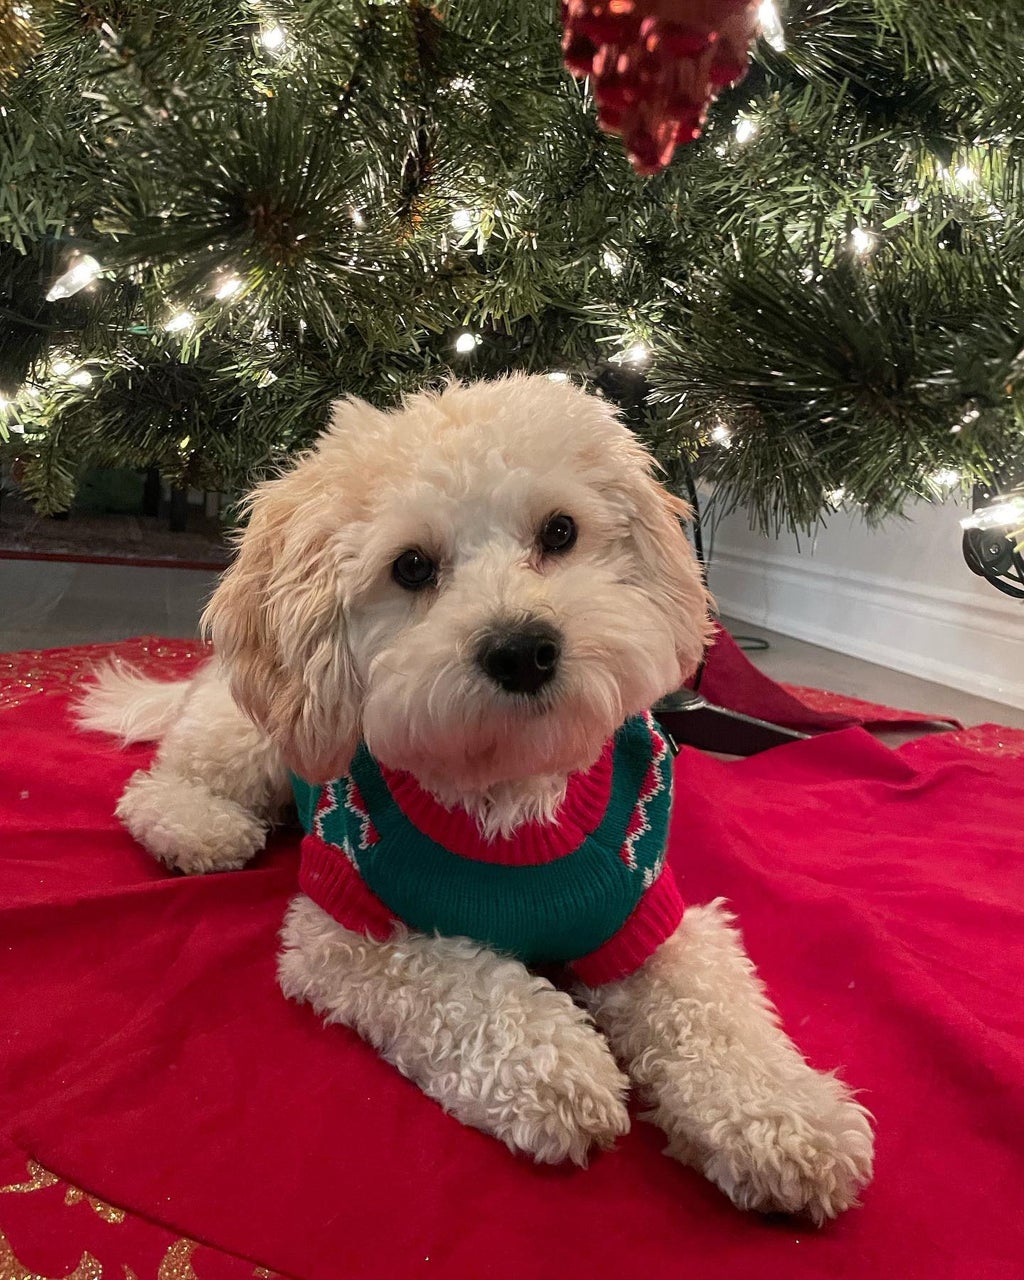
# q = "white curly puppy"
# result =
<box><xmin>80</xmin><ymin>375</ymin><xmax>873</xmax><ymax>1220</ymax></box>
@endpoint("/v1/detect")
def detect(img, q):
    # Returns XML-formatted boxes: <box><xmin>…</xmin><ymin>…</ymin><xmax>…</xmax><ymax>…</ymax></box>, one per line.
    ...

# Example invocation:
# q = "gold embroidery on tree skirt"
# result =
<box><xmin>0</xmin><ymin>1228</ymin><xmax>102</xmax><ymax>1280</ymax></box>
<box><xmin>0</xmin><ymin>638</ymin><xmax>208</xmax><ymax>710</ymax></box>
<box><xmin>0</xmin><ymin>1159</ymin><xmax>125</xmax><ymax>1224</ymax></box>
<box><xmin>0</xmin><ymin>1163</ymin><xmax>60</xmax><ymax>1196</ymax></box>
<box><xmin>63</xmin><ymin>1186</ymin><xmax>126</xmax><ymax>1224</ymax></box>
<box><xmin>0</xmin><ymin>1160</ymin><xmax>281</xmax><ymax>1278</ymax></box>
<box><xmin>157</xmin><ymin>1239</ymin><xmax>200</xmax><ymax>1280</ymax></box>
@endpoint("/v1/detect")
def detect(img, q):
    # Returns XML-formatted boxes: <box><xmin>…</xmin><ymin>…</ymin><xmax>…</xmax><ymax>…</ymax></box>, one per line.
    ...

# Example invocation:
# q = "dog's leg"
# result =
<box><xmin>279</xmin><ymin>895</ymin><xmax>631</xmax><ymax>1165</ymax></box>
<box><xmin>581</xmin><ymin>900</ymin><xmax>874</xmax><ymax>1221</ymax></box>
<box><xmin>118</xmin><ymin>663</ymin><xmax>291</xmax><ymax>874</ymax></box>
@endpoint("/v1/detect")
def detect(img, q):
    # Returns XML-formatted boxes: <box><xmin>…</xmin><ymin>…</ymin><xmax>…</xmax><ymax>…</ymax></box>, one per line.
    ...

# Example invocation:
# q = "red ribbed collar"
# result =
<box><xmin>378</xmin><ymin>739</ymin><xmax>615</xmax><ymax>865</ymax></box>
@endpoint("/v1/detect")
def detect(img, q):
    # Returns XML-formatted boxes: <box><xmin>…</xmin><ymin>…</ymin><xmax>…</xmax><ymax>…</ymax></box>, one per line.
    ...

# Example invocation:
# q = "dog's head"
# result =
<box><xmin>203</xmin><ymin>376</ymin><xmax>713</xmax><ymax>791</ymax></box>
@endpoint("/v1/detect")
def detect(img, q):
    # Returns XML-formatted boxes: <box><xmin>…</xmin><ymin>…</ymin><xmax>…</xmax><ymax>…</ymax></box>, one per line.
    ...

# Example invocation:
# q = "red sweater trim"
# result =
<box><xmin>570</xmin><ymin>871</ymin><xmax>684</xmax><ymax>986</ymax></box>
<box><xmin>379</xmin><ymin>738</ymin><xmax>615</xmax><ymax>865</ymax></box>
<box><xmin>298</xmin><ymin>835</ymin><xmax>397</xmax><ymax>942</ymax></box>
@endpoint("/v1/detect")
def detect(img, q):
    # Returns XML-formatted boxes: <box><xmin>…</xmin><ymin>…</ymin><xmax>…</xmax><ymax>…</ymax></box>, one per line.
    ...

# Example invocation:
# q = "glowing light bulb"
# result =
<box><xmin>711</xmin><ymin>423</ymin><xmax>732</xmax><ymax>447</ymax></box>
<box><xmin>350</xmin><ymin>208</ymin><xmax>366</xmax><ymax>228</ymax></box>
<box><xmin>954</xmin><ymin>165</ymin><xmax>977</xmax><ymax>186</ymax></box>
<box><xmin>827</xmin><ymin>487</ymin><xmax>847</xmax><ymax>506</ymax></box>
<box><xmin>546</xmin><ymin>372</ymin><xmax>569</xmax><ymax>383</ymax></box>
<box><xmin>51</xmin><ymin>359</ymin><xmax>72</xmax><ymax>376</ymax></box>
<box><xmin>758</xmin><ymin>0</ymin><xmax>785</xmax><ymax>50</ymax></box>
<box><xmin>905</xmin><ymin>196</ymin><xmax>921</xmax><ymax>212</ymax></box>
<box><xmin>602</xmin><ymin>249</ymin><xmax>624</xmax><ymax>276</ymax></box>
<box><xmin>450</xmin><ymin>76</ymin><xmax>475</xmax><ymax>95</ymax></box>
<box><xmin>261</xmin><ymin>24</ymin><xmax>285</xmax><ymax>51</ymax></box>
<box><xmin>45</xmin><ymin>255</ymin><xmax>101</xmax><ymax>302</ymax></box>
<box><xmin>451</xmin><ymin>209</ymin><xmax>474</xmax><ymax>232</ymax></box>
<box><xmin>851</xmin><ymin>227</ymin><xmax>876</xmax><ymax>254</ymax></box>
<box><xmin>0</xmin><ymin>395</ymin><xmax>9</xmax><ymax>410</ymax></box>
<box><xmin>734</xmin><ymin>117</ymin><xmax>758</xmax><ymax>144</ymax></box>
<box><xmin>623</xmin><ymin>342</ymin><xmax>649</xmax><ymax>365</ymax></box>
<box><xmin>454</xmin><ymin>331</ymin><xmax>478</xmax><ymax>354</ymax></box>
<box><xmin>931</xmin><ymin>467</ymin><xmax>961</xmax><ymax>488</ymax></box>
<box><xmin>164</xmin><ymin>310</ymin><xmax>195</xmax><ymax>334</ymax></box>
<box><xmin>68</xmin><ymin>369</ymin><xmax>93</xmax><ymax>387</ymax></box>
<box><xmin>215</xmin><ymin>276</ymin><xmax>242</xmax><ymax>300</ymax></box>
<box><xmin>961</xmin><ymin>499</ymin><xmax>1024</xmax><ymax>531</ymax></box>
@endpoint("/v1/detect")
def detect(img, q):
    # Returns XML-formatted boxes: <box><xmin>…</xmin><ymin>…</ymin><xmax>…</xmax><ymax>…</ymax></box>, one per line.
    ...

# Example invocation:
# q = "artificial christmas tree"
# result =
<box><xmin>1</xmin><ymin>1</ymin><xmax>1023</xmax><ymax>555</ymax></box>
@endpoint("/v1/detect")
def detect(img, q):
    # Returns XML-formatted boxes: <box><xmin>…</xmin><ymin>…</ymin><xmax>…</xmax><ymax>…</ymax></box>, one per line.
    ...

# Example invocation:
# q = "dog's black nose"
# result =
<box><xmin>477</xmin><ymin>624</ymin><xmax>562</xmax><ymax>696</ymax></box>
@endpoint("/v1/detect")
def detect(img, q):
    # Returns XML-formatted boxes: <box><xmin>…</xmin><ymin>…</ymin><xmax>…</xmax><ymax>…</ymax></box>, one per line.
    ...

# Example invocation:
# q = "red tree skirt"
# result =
<box><xmin>2</xmin><ymin>640</ymin><xmax>1023</xmax><ymax>1279</ymax></box>
<box><xmin>693</xmin><ymin>627</ymin><xmax>963</xmax><ymax>732</ymax></box>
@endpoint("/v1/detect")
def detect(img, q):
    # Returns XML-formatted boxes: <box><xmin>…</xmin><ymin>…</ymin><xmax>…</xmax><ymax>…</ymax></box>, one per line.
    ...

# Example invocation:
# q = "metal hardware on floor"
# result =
<box><xmin>653</xmin><ymin>689</ymin><xmax>810</xmax><ymax>757</ymax></box>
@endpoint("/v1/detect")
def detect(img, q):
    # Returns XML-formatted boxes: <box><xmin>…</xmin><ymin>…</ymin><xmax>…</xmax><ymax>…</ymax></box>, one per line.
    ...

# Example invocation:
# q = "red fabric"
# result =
<box><xmin>696</xmin><ymin>625</ymin><xmax>963</xmax><ymax>732</ymax></box>
<box><xmin>3</xmin><ymin>639</ymin><xmax>1023</xmax><ymax>1280</ymax></box>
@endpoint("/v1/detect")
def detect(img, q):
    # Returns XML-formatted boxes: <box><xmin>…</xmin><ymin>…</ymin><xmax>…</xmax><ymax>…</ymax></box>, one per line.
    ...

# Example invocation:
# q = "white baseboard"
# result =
<box><xmin>709</xmin><ymin>543</ymin><xmax>1024</xmax><ymax>711</ymax></box>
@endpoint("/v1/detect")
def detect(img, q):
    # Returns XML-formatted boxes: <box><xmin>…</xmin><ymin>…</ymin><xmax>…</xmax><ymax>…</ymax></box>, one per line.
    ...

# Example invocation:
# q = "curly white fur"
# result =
<box><xmin>583</xmin><ymin>901</ymin><xmax>874</xmax><ymax>1221</ymax></box>
<box><xmin>279</xmin><ymin>896</ymin><xmax>630</xmax><ymax>1165</ymax></box>
<box><xmin>78</xmin><ymin>375</ymin><xmax>874</xmax><ymax>1219</ymax></box>
<box><xmin>84</xmin><ymin>660</ymin><xmax>292</xmax><ymax>873</ymax></box>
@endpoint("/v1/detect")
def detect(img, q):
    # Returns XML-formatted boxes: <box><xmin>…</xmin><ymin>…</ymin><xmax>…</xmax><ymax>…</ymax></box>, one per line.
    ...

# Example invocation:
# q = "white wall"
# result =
<box><xmin>705</xmin><ymin>495</ymin><xmax>1024</xmax><ymax>710</ymax></box>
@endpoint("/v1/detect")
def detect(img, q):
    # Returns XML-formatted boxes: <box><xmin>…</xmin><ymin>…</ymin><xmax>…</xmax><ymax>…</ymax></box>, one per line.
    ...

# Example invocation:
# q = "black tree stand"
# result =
<box><xmin>653</xmin><ymin>688</ymin><xmax>809</xmax><ymax>758</ymax></box>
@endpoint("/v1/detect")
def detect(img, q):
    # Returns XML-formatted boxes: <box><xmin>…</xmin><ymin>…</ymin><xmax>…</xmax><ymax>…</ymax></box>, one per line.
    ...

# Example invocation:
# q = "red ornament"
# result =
<box><xmin>561</xmin><ymin>0</ymin><xmax>762</xmax><ymax>175</ymax></box>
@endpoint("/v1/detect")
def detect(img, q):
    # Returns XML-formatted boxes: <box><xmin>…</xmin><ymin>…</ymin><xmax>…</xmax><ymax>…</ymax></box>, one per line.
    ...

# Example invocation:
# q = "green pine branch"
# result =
<box><xmin>1</xmin><ymin>0</ymin><xmax>1023</xmax><ymax>533</ymax></box>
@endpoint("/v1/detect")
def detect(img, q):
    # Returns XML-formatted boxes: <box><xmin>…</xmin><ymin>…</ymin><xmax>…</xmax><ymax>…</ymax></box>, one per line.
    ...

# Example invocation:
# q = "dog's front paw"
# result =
<box><xmin>118</xmin><ymin>769</ymin><xmax>267</xmax><ymax>874</ymax></box>
<box><xmin>493</xmin><ymin>1012</ymin><xmax>632</xmax><ymax>1166</ymax></box>
<box><xmin>411</xmin><ymin>979</ymin><xmax>630</xmax><ymax>1167</ymax></box>
<box><xmin>689</xmin><ymin>1069</ymin><xmax>874</xmax><ymax>1223</ymax></box>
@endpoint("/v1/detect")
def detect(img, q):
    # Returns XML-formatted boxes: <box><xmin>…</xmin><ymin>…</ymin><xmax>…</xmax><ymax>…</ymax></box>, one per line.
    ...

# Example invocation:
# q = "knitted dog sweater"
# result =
<box><xmin>292</xmin><ymin>712</ymin><xmax>683</xmax><ymax>986</ymax></box>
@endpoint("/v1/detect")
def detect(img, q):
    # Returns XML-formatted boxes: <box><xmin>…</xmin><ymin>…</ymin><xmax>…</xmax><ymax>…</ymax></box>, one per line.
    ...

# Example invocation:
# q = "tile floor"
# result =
<box><xmin>1</xmin><ymin>558</ymin><xmax>1021</xmax><ymax>728</ymax></box>
<box><xmin>0</xmin><ymin>559</ymin><xmax>218</xmax><ymax>651</ymax></box>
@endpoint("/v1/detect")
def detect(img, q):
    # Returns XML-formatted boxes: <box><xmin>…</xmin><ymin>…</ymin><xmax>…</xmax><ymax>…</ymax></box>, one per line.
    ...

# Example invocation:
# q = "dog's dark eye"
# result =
<box><xmin>392</xmin><ymin>549</ymin><xmax>437</xmax><ymax>591</ymax></box>
<box><xmin>538</xmin><ymin>514</ymin><xmax>577</xmax><ymax>554</ymax></box>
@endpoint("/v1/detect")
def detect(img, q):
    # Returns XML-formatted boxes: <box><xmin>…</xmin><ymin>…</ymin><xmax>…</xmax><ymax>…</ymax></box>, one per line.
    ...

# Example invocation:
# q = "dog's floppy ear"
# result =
<box><xmin>202</xmin><ymin>470</ymin><xmax>360</xmax><ymax>784</ymax></box>
<box><xmin>626</xmin><ymin>462</ymin><xmax>716</xmax><ymax>684</ymax></box>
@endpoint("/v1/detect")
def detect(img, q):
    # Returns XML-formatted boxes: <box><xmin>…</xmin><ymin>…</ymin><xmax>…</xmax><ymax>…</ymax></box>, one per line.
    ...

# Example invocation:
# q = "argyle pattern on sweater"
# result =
<box><xmin>292</xmin><ymin>712</ymin><xmax>683</xmax><ymax>985</ymax></box>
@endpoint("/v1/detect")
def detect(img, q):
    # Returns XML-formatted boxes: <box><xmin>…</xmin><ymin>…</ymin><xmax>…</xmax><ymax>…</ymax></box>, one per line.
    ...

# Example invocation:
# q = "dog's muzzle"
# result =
<box><xmin>476</xmin><ymin>623</ymin><xmax>562</xmax><ymax>696</ymax></box>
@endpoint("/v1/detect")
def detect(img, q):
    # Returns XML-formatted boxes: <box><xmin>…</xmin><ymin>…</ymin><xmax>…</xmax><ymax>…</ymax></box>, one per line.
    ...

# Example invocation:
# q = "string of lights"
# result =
<box><xmin>0</xmin><ymin>1</ymin><xmax>1021</xmax><ymax>570</ymax></box>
